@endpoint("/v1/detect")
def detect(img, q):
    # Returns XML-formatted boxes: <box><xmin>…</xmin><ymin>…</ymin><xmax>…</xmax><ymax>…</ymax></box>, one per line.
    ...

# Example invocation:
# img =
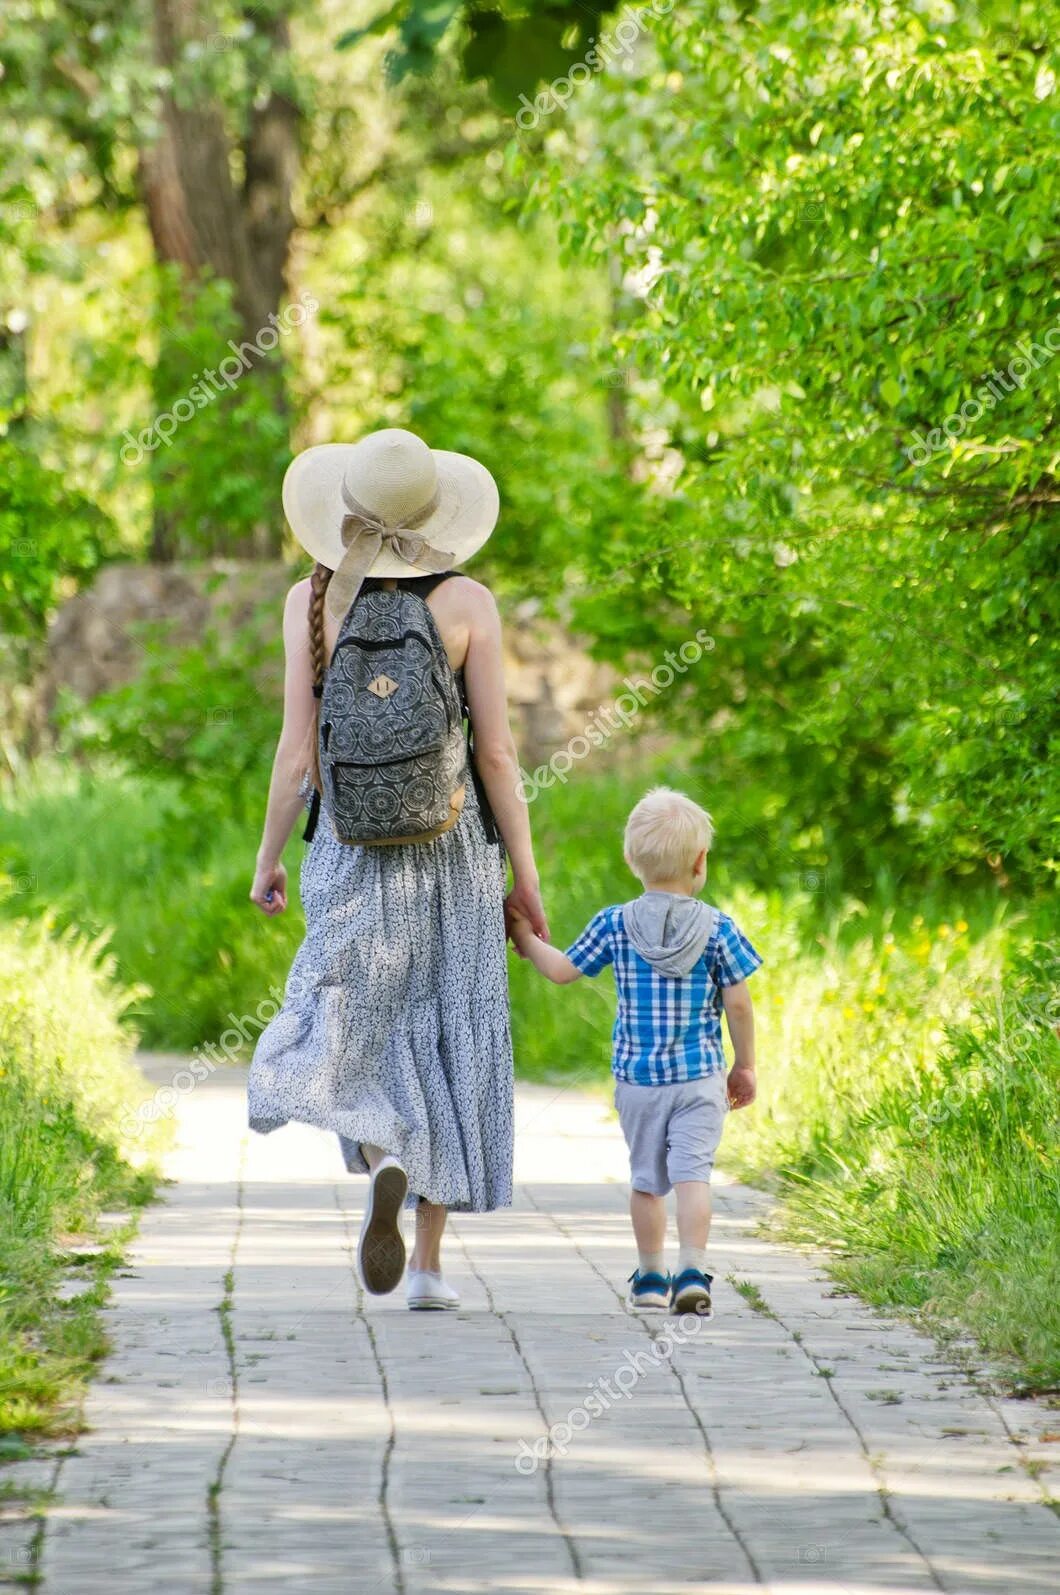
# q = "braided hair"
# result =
<box><xmin>307</xmin><ymin>561</ymin><xmax>333</xmax><ymax>791</ymax></box>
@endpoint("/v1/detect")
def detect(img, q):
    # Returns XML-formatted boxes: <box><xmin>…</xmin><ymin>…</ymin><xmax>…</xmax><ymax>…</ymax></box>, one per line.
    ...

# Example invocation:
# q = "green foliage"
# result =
<box><xmin>0</xmin><ymin>914</ymin><xmax>159</xmax><ymax>1434</ymax></box>
<box><xmin>56</xmin><ymin>593</ymin><xmax>285</xmax><ymax>815</ymax></box>
<box><xmin>520</xmin><ymin>0</ymin><xmax>1060</xmax><ymax>887</ymax></box>
<box><xmin>0</xmin><ymin>444</ymin><xmax>109</xmax><ymax>638</ymax></box>
<box><xmin>120</xmin><ymin>268</ymin><xmax>292</xmax><ymax>557</ymax></box>
<box><xmin>337</xmin><ymin>0</ymin><xmax>621</xmax><ymax>108</ymax></box>
<box><xmin>726</xmin><ymin>939</ymin><xmax>1060</xmax><ymax>1391</ymax></box>
<box><xmin>0</xmin><ymin>762</ymin><xmax>302</xmax><ymax>1051</ymax></box>
<box><xmin>313</xmin><ymin>172</ymin><xmax>615</xmax><ymax>599</ymax></box>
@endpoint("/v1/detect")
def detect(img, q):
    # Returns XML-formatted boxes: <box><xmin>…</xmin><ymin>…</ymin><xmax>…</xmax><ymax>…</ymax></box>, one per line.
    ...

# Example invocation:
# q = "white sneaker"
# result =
<box><xmin>406</xmin><ymin>1269</ymin><xmax>460</xmax><ymax>1311</ymax></box>
<box><xmin>358</xmin><ymin>1156</ymin><xmax>408</xmax><ymax>1295</ymax></box>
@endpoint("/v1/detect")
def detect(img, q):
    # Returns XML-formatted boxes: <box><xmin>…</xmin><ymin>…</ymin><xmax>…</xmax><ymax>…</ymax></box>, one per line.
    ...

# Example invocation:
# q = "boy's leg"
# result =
<box><xmin>673</xmin><ymin>1180</ymin><xmax>711</xmax><ymax>1275</ymax></box>
<box><xmin>667</xmin><ymin>1073</ymin><xmax>728</xmax><ymax>1277</ymax></box>
<box><xmin>615</xmin><ymin>1081</ymin><xmax>673</xmax><ymax>1283</ymax></box>
<box><xmin>630</xmin><ymin>1187</ymin><xmax>667</xmax><ymax>1272</ymax></box>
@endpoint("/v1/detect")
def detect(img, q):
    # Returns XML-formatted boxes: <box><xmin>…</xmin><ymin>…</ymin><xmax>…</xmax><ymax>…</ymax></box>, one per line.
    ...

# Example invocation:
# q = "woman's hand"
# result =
<box><xmin>505</xmin><ymin>876</ymin><xmax>549</xmax><ymax>942</ymax></box>
<box><xmin>250</xmin><ymin>860</ymin><xmax>288</xmax><ymax>916</ymax></box>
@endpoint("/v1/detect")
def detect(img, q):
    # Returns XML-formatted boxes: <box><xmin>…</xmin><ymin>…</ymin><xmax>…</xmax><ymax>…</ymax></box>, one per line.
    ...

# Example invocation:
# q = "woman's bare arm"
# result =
<box><xmin>461</xmin><ymin>581</ymin><xmax>549</xmax><ymax>939</ymax></box>
<box><xmin>250</xmin><ymin>580</ymin><xmax>316</xmax><ymax>915</ymax></box>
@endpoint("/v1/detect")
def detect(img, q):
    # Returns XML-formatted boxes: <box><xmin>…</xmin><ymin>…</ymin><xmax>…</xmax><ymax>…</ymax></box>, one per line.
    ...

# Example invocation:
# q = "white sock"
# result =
<box><xmin>638</xmin><ymin>1251</ymin><xmax>666</xmax><ymax>1276</ymax></box>
<box><xmin>677</xmin><ymin>1245</ymin><xmax>707</xmax><ymax>1275</ymax></box>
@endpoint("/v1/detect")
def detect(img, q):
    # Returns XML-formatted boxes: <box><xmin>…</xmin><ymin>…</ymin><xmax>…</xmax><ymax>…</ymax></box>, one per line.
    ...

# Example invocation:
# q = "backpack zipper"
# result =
<box><xmin>332</xmin><ymin>630</ymin><xmax>433</xmax><ymax>655</ymax></box>
<box><xmin>328</xmin><ymin>744</ymin><xmax>448</xmax><ymax>770</ymax></box>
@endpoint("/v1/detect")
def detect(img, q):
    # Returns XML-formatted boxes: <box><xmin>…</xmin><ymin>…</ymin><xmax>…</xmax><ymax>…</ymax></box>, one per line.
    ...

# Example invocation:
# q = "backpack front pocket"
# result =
<box><xmin>329</xmin><ymin>747</ymin><xmax>463</xmax><ymax>843</ymax></box>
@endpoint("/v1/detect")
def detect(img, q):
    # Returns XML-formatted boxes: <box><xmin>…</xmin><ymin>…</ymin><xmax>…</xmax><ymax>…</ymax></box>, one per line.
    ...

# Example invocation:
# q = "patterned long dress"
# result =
<box><xmin>246</xmin><ymin>577</ymin><xmax>514</xmax><ymax>1213</ymax></box>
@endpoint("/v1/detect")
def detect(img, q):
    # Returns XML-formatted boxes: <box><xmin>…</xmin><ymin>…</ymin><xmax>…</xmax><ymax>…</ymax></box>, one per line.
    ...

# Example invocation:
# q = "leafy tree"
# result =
<box><xmin>519</xmin><ymin>0</ymin><xmax>1059</xmax><ymax>887</ymax></box>
<box><xmin>0</xmin><ymin>447</ymin><xmax>108</xmax><ymax>638</ymax></box>
<box><xmin>338</xmin><ymin>0</ymin><xmax>621</xmax><ymax>109</ymax></box>
<box><xmin>1</xmin><ymin>0</ymin><xmax>300</xmax><ymax>556</ymax></box>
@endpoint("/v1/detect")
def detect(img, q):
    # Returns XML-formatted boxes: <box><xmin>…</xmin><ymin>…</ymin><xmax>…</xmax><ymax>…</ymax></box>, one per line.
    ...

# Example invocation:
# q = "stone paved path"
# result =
<box><xmin>4</xmin><ymin>1053</ymin><xmax>1057</xmax><ymax>1594</ymax></box>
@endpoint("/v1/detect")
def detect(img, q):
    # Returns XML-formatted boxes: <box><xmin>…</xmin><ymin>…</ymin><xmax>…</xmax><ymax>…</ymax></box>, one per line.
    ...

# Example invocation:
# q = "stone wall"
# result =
<box><xmin>42</xmin><ymin>561</ymin><xmax>617</xmax><ymax>771</ymax></box>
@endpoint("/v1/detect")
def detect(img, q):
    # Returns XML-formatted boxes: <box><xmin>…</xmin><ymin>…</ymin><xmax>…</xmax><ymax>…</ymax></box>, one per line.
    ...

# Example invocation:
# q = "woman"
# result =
<box><xmin>246</xmin><ymin>428</ymin><xmax>548</xmax><ymax>1309</ymax></box>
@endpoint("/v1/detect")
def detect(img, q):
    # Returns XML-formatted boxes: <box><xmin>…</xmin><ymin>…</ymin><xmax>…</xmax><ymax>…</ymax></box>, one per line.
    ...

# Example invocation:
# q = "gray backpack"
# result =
<box><xmin>308</xmin><ymin>584</ymin><xmax>469</xmax><ymax>846</ymax></box>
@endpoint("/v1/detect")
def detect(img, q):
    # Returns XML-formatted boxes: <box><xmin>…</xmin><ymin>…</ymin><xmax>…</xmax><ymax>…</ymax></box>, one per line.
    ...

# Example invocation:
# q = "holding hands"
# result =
<box><xmin>504</xmin><ymin>875</ymin><xmax>549</xmax><ymax>946</ymax></box>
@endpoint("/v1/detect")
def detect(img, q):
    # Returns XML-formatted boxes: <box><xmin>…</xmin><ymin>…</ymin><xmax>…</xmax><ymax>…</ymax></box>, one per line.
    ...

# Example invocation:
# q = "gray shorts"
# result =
<box><xmin>614</xmin><ymin>1073</ymin><xmax>729</xmax><ymax>1195</ymax></box>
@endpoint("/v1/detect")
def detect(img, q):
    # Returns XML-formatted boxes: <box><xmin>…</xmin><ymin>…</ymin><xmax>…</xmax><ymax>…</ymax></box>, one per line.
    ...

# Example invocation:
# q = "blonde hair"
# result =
<box><xmin>624</xmin><ymin>787</ymin><xmax>714</xmax><ymax>885</ymax></box>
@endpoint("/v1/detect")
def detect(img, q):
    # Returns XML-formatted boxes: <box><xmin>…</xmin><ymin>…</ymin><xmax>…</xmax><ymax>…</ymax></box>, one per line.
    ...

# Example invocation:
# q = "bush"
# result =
<box><xmin>54</xmin><ymin>590</ymin><xmax>285</xmax><ymax>825</ymax></box>
<box><xmin>0</xmin><ymin>916</ymin><xmax>160</xmax><ymax>1435</ymax></box>
<box><xmin>0</xmin><ymin>761</ymin><xmax>301</xmax><ymax>1050</ymax></box>
<box><xmin>723</xmin><ymin>927</ymin><xmax>1059</xmax><ymax>1391</ymax></box>
<box><xmin>0</xmin><ymin>444</ymin><xmax>108</xmax><ymax>640</ymax></box>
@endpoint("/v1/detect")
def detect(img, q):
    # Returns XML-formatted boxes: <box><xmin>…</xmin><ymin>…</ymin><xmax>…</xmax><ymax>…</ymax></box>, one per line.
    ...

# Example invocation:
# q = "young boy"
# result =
<box><xmin>508</xmin><ymin>787</ymin><xmax>761</xmax><ymax>1317</ymax></box>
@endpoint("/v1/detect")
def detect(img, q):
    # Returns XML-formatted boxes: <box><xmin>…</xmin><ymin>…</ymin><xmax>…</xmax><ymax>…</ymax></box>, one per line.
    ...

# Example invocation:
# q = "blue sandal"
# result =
<box><xmin>670</xmin><ymin>1268</ymin><xmax>713</xmax><ymax>1316</ymax></box>
<box><xmin>627</xmin><ymin>1268</ymin><xmax>671</xmax><ymax>1309</ymax></box>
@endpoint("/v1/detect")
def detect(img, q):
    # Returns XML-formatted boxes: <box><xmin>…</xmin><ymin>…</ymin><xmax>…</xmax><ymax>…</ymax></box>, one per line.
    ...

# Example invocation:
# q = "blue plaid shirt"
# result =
<box><xmin>565</xmin><ymin>903</ymin><xmax>762</xmax><ymax>1085</ymax></box>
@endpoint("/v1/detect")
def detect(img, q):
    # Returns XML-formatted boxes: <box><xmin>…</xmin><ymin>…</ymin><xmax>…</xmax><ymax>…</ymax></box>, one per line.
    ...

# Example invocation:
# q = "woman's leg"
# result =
<box><xmin>411</xmin><ymin>1198</ymin><xmax>448</xmax><ymax>1273</ymax></box>
<box><xmin>360</xmin><ymin>1146</ymin><xmax>449</xmax><ymax>1280</ymax></box>
<box><xmin>356</xmin><ymin>1142</ymin><xmax>408</xmax><ymax>1296</ymax></box>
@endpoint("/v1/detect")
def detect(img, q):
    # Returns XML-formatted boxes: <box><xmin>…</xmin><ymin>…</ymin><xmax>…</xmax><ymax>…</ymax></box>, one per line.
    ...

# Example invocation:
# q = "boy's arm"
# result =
<box><xmin>721</xmin><ymin>980</ymin><xmax>756</xmax><ymax>1108</ymax></box>
<box><xmin>510</xmin><ymin>917</ymin><xmax>583</xmax><ymax>985</ymax></box>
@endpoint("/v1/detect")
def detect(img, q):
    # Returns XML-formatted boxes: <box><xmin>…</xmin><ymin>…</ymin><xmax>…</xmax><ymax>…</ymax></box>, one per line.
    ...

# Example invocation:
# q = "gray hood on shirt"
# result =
<box><xmin>622</xmin><ymin>892</ymin><xmax>717</xmax><ymax>979</ymax></box>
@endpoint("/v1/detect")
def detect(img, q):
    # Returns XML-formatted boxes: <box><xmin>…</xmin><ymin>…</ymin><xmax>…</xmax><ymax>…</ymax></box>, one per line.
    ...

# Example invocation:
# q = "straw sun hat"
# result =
<box><xmin>282</xmin><ymin>428</ymin><xmax>500</xmax><ymax>621</ymax></box>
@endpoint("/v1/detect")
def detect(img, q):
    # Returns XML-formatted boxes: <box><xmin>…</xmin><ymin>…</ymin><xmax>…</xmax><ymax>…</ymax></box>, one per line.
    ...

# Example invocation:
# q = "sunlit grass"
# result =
<box><xmin>0</xmin><ymin>917</ymin><xmax>163</xmax><ymax>1437</ymax></box>
<box><xmin>0</xmin><ymin>759</ymin><xmax>302</xmax><ymax>1049</ymax></box>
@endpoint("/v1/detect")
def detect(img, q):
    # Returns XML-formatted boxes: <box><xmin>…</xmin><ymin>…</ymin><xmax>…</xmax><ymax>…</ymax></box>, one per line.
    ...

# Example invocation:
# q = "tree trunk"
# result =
<box><xmin>138</xmin><ymin>0</ymin><xmax>299</xmax><ymax>559</ymax></box>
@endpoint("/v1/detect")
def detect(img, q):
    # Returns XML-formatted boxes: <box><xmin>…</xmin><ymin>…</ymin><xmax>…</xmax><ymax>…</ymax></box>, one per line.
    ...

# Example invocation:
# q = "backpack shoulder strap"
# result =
<box><xmin>415</xmin><ymin>569</ymin><xmax>459</xmax><ymax>596</ymax></box>
<box><xmin>303</xmin><ymin>787</ymin><xmax>321</xmax><ymax>843</ymax></box>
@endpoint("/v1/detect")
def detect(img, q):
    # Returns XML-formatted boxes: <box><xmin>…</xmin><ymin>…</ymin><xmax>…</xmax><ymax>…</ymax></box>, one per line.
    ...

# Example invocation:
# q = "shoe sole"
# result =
<box><xmin>629</xmin><ymin>1295</ymin><xmax>670</xmax><ymax>1310</ymax></box>
<box><xmin>408</xmin><ymin>1297</ymin><xmax>459</xmax><ymax>1311</ymax></box>
<box><xmin>358</xmin><ymin>1165</ymin><xmax>408</xmax><ymax>1295</ymax></box>
<box><xmin>672</xmin><ymin>1287</ymin><xmax>713</xmax><ymax>1317</ymax></box>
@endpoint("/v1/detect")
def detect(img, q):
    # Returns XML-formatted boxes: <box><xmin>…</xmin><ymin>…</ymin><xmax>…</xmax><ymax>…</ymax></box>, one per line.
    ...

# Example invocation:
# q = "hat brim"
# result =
<box><xmin>282</xmin><ymin>443</ymin><xmax>499</xmax><ymax>576</ymax></box>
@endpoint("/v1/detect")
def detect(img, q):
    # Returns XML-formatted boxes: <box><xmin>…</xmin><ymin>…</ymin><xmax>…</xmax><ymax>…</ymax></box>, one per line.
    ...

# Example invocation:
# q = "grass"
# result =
<box><xmin>0</xmin><ymin>760</ymin><xmax>302</xmax><ymax>1050</ymax></box>
<box><xmin>0</xmin><ymin>917</ymin><xmax>164</xmax><ymax>1444</ymax></box>
<box><xmin>729</xmin><ymin>1279</ymin><xmax>774</xmax><ymax>1318</ymax></box>
<box><xmin>722</xmin><ymin>926</ymin><xmax>1059</xmax><ymax>1393</ymax></box>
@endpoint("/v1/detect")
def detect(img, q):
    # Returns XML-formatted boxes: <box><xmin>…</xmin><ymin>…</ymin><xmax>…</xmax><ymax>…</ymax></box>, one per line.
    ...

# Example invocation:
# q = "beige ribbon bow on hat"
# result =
<box><xmin>326</xmin><ymin>479</ymin><xmax>453</xmax><ymax>621</ymax></box>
